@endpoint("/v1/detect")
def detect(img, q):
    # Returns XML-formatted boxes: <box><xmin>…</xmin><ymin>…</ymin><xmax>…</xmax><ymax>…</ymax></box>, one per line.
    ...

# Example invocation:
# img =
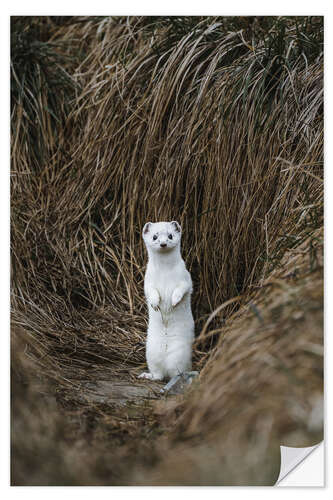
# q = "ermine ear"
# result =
<box><xmin>143</xmin><ymin>222</ymin><xmax>152</xmax><ymax>235</ymax></box>
<box><xmin>171</xmin><ymin>221</ymin><xmax>181</xmax><ymax>233</ymax></box>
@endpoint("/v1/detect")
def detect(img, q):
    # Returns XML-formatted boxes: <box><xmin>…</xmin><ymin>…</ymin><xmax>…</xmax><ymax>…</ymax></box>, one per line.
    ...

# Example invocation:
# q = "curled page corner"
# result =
<box><xmin>276</xmin><ymin>442</ymin><xmax>323</xmax><ymax>484</ymax></box>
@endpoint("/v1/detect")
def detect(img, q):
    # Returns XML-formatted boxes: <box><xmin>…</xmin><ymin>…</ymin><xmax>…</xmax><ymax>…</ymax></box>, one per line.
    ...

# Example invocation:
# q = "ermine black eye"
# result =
<box><xmin>168</xmin><ymin>234</ymin><xmax>173</xmax><ymax>240</ymax></box>
<box><xmin>153</xmin><ymin>235</ymin><xmax>158</xmax><ymax>240</ymax></box>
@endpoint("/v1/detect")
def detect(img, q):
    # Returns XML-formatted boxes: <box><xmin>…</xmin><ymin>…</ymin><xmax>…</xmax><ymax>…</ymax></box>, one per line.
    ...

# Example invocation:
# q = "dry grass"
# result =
<box><xmin>11</xmin><ymin>16</ymin><xmax>323</xmax><ymax>485</ymax></box>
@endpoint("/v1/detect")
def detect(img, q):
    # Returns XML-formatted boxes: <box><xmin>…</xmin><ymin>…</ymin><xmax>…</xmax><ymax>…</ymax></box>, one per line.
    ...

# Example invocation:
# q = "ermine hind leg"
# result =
<box><xmin>166</xmin><ymin>350</ymin><xmax>192</xmax><ymax>379</ymax></box>
<box><xmin>138</xmin><ymin>371</ymin><xmax>164</xmax><ymax>381</ymax></box>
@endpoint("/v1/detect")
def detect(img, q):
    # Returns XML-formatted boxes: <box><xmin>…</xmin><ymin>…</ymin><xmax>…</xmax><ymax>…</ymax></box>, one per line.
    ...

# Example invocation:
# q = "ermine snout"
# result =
<box><xmin>160</xmin><ymin>242</ymin><xmax>167</xmax><ymax>248</ymax></box>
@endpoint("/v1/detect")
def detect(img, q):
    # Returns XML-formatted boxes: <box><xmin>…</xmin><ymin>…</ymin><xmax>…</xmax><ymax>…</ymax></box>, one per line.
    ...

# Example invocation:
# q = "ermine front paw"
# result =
<box><xmin>149</xmin><ymin>290</ymin><xmax>160</xmax><ymax>311</ymax></box>
<box><xmin>171</xmin><ymin>289</ymin><xmax>183</xmax><ymax>307</ymax></box>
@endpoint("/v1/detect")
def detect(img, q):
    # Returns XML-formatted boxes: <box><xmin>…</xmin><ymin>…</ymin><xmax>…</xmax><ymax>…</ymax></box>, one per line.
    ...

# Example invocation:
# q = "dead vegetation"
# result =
<box><xmin>11</xmin><ymin>16</ymin><xmax>323</xmax><ymax>485</ymax></box>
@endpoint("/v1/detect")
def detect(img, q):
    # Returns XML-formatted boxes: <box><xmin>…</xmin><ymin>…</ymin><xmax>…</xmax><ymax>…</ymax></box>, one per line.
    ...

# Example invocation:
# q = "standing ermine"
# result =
<box><xmin>138</xmin><ymin>220</ymin><xmax>194</xmax><ymax>381</ymax></box>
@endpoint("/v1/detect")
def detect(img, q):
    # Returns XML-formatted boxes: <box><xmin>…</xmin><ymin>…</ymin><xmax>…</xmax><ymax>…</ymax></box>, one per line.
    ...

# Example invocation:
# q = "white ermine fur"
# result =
<box><xmin>138</xmin><ymin>221</ymin><xmax>194</xmax><ymax>381</ymax></box>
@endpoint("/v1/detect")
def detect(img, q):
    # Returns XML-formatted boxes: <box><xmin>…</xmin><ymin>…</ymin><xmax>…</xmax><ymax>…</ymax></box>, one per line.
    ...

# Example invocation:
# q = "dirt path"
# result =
<box><xmin>78</xmin><ymin>378</ymin><xmax>163</xmax><ymax>405</ymax></box>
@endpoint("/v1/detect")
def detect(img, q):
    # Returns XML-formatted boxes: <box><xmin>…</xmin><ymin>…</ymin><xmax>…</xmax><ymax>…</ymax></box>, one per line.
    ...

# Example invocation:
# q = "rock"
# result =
<box><xmin>160</xmin><ymin>371</ymin><xmax>199</xmax><ymax>395</ymax></box>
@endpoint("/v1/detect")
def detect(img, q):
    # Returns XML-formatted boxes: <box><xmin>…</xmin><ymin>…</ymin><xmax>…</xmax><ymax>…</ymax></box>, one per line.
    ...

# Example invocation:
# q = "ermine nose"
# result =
<box><xmin>160</xmin><ymin>243</ymin><xmax>167</xmax><ymax>248</ymax></box>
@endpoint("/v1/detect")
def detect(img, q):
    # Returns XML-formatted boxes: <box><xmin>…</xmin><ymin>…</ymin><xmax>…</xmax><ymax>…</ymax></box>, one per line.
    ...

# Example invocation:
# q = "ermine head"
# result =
<box><xmin>142</xmin><ymin>221</ymin><xmax>181</xmax><ymax>253</ymax></box>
